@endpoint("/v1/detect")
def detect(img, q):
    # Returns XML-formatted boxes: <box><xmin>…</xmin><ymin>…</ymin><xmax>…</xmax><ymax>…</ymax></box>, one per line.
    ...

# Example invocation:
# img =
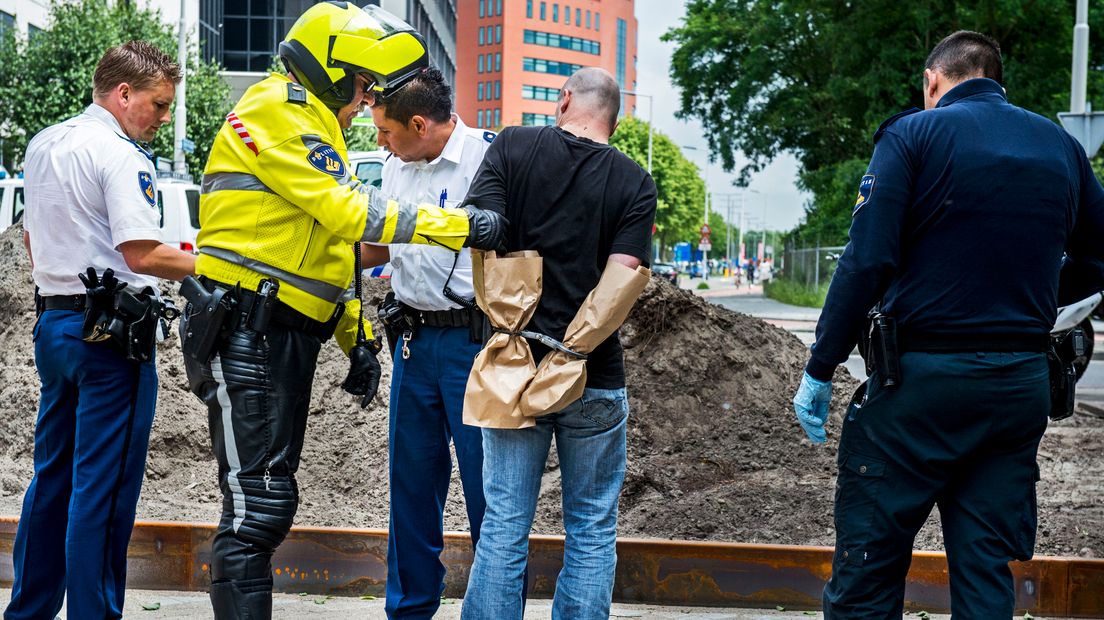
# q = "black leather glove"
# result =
<box><xmin>341</xmin><ymin>340</ymin><xmax>383</xmax><ymax>408</ymax></box>
<box><xmin>462</xmin><ymin>206</ymin><xmax>508</xmax><ymax>251</ymax></box>
<box><xmin>77</xmin><ymin>267</ymin><xmax>127</xmax><ymax>342</ymax></box>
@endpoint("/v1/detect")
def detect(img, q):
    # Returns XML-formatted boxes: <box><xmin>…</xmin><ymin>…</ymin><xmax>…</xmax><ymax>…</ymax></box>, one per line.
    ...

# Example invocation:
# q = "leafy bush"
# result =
<box><xmin>764</xmin><ymin>278</ymin><xmax>829</xmax><ymax>308</ymax></box>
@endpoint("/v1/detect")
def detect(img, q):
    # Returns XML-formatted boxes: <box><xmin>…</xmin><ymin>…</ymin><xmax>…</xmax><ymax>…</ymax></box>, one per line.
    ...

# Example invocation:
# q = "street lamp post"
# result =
<box><xmin>172</xmin><ymin>0</ymin><xmax>188</xmax><ymax>176</ymax></box>
<box><xmin>709</xmin><ymin>192</ymin><xmax>743</xmax><ymax>272</ymax></box>
<box><xmin>680</xmin><ymin>144</ymin><xmax>710</xmax><ymax>280</ymax></box>
<box><xmin>761</xmin><ymin>198</ymin><xmax>769</xmax><ymax>261</ymax></box>
<box><xmin>739</xmin><ymin>189</ymin><xmax>760</xmax><ymax>265</ymax></box>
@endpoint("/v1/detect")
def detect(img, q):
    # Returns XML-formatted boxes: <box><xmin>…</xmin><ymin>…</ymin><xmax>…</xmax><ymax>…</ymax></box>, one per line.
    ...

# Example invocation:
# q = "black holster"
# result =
<box><xmin>179</xmin><ymin>275</ymin><xmax>237</xmax><ymax>364</ymax></box>
<box><xmin>377</xmin><ymin>291</ymin><xmax>417</xmax><ymax>357</ymax></box>
<box><xmin>1047</xmin><ymin>327</ymin><xmax>1087</xmax><ymax>421</ymax></box>
<box><xmin>376</xmin><ymin>291</ymin><xmax>486</xmax><ymax>357</ymax></box>
<box><xmin>80</xmin><ymin>285</ymin><xmax>175</xmax><ymax>363</ymax></box>
<box><xmin>862</xmin><ymin>309</ymin><xmax>901</xmax><ymax>388</ymax></box>
<box><xmin>110</xmin><ymin>286</ymin><xmax>172</xmax><ymax>362</ymax></box>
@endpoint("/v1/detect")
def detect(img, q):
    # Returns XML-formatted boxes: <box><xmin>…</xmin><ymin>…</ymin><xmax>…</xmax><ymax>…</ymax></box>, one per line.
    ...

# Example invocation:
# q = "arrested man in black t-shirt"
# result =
<box><xmin>459</xmin><ymin>67</ymin><xmax>657</xmax><ymax>620</ymax></box>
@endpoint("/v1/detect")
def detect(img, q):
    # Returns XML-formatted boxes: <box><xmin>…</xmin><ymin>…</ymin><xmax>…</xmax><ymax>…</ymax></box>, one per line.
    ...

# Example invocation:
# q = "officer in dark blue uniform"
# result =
<box><xmin>792</xmin><ymin>31</ymin><xmax>1104</xmax><ymax>618</ymax></box>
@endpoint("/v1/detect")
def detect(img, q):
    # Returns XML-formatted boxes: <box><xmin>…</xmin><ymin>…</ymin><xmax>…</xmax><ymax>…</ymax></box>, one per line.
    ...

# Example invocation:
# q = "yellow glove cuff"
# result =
<box><xmin>334</xmin><ymin>298</ymin><xmax>376</xmax><ymax>356</ymax></box>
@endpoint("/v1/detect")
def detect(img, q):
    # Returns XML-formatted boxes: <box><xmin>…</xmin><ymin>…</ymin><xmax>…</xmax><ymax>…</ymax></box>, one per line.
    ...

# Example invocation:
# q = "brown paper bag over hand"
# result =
<box><xmin>518</xmin><ymin>262</ymin><xmax>652</xmax><ymax>417</ymax></box>
<box><xmin>463</xmin><ymin>250</ymin><xmax>544</xmax><ymax>429</ymax></box>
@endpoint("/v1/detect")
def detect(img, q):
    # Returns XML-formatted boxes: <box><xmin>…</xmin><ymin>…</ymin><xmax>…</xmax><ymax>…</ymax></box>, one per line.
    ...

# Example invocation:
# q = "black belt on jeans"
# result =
<box><xmin>38</xmin><ymin>294</ymin><xmax>88</xmax><ymax>313</ymax></box>
<box><xmin>898</xmin><ymin>332</ymin><xmax>1050</xmax><ymax>353</ymax></box>
<box><xmin>199</xmin><ymin>277</ymin><xmax>342</xmax><ymax>341</ymax></box>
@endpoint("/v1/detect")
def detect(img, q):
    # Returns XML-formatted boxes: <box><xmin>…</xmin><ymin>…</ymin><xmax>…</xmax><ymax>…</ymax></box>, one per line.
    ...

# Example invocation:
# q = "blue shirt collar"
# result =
<box><xmin>936</xmin><ymin>77</ymin><xmax>1006</xmax><ymax>108</ymax></box>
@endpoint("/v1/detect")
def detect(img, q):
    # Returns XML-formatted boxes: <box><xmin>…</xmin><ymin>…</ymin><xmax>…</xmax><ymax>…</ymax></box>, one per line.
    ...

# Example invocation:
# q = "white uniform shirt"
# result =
<box><xmin>23</xmin><ymin>103</ymin><xmax>162</xmax><ymax>295</ymax></box>
<box><xmin>382</xmin><ymin>116</ymin><xmax>495</xmax><ymax>311</ymax></box>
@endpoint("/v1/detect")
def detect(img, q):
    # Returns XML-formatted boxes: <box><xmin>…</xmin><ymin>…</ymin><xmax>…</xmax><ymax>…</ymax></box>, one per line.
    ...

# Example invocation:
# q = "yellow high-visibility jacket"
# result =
<box><xmin>197</xmin><ymin>74</ymin><xmax>469</xmax><ymax>353</ymax></box>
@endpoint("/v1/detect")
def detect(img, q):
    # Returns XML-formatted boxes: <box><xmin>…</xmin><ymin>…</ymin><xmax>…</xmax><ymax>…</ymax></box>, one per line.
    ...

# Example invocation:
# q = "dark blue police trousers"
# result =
<box><xmin>824</xmin><ymin>351</ymin><xmax>1049</xmax><ymax>619</ymax></box>
<box><xmin>5</xmin><ymin>310</ymin><xmax>157</xmax><ymax>620</ymax></box>
<box><xmin>385</xmin><ymin>325</ymin><xmax>486</xmax><ymax>619</ymax></box>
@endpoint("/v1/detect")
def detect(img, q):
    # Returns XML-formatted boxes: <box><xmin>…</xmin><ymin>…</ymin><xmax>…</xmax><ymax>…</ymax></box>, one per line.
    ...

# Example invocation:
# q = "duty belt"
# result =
<box><xmin>200</xmin><ymin>277</ymin><xmax>342</xmax><ymax>341</ymax></box>
<box><xmin>898</xmin><ymin>332</ymin><xmax>1050</xmax><ymax>353</ymax></box>
<box><xmin>36</xmin><ymin>293</ymin><xmax>87</xmax><ymax>314</ymax></box>
<box><xmin>417</xmin><ymin>306</ymin><xmax>476</xmax><ymax>329</ymax></box>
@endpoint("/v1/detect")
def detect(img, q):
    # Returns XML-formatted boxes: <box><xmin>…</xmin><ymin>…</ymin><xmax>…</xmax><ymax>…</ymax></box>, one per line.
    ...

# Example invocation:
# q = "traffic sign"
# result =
<box><xmin>700</xmin><ymin>224</ymin><xmax>712</xmax><ymax>235</ymax></box>
<box><xmin>180</xmin><ymin>137</ymin><xmax>195</xmax><ymax>154</ymax></box>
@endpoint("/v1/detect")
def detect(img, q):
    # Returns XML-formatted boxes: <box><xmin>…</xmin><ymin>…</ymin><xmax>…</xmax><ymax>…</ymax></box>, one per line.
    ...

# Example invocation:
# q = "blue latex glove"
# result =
<box><xmin>793</xmin><ymin>372</ymin><xmax>833</xmax><ymax>444</ymax></box>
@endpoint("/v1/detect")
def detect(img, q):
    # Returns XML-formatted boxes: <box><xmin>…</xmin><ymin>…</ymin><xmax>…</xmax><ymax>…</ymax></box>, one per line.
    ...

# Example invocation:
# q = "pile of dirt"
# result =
<box><xmin>0</xmin><ymin>224</ymin><xmax>1101</xmax><ymax>558</ymax></box>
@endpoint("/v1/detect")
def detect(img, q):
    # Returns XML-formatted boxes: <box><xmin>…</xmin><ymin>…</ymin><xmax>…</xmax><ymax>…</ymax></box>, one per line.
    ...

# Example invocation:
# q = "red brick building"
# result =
<box><xmin>455</xmin><ymin>0</ymin><xmax>638</xmax><ymax>129</ymax></box>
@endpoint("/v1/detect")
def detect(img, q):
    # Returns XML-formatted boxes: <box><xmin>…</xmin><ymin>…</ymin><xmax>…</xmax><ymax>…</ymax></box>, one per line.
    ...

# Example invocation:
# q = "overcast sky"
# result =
<box><xmin>634</xmin><ymin>0</ymin><xmax>809</xmax><ymax>232</ymax></box>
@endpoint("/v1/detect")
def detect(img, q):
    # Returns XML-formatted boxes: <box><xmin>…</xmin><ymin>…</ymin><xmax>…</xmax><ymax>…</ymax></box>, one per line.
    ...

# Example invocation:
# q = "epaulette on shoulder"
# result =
<box><xmin>286</xmin><ymin>82</ymin><xmax>308</xmax><ymax>105</ymax></box>
<box><xmin>873</xmin><ymin>107</ymin><xmax>921</xmax><ymax>144</ymax></box>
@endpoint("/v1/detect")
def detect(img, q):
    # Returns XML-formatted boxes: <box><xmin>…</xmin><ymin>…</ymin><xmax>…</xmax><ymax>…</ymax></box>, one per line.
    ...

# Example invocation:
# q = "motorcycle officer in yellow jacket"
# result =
<box><xmin>180</xmin><ymin>3</ymin><xmax>505</xmax><ymax>617</ymax></box>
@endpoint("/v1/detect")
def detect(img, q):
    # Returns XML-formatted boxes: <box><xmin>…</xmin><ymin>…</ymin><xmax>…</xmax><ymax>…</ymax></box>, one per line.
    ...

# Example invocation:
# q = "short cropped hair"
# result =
<box><xmin>561</xmin><ymin>67</ymin><xmax>620</xmax><ymax>132</ymax></box>
<box><xmin>371</xmin><ymin>67</ymin><xmax>452</xmax><ymax>126</ymax></box>
<box><xmin>925</xmin><ymin>30</ymin><xmax>1003</xmax><ymax>85</ymax></box>
<box><xmin>92</xmin><ymin>41</ymin><xmax>182</xmax><ymax>98</ymax></box>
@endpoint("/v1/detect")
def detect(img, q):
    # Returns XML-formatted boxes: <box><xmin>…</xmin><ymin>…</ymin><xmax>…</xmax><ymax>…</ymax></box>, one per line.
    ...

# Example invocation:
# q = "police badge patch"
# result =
<box><xmin>307</xmin><ymin>144</ymin><xmax>346</xmax><ymax>177</ymax></box>
<box><xmin>853</xmin><ymin>174</ymin><xmax>875</xmax><ymax>215</ymax></box>
<box><xmin>138</xmin><ymin>172</ymin><xmax>156</xmax><ymax>207</ymax></box>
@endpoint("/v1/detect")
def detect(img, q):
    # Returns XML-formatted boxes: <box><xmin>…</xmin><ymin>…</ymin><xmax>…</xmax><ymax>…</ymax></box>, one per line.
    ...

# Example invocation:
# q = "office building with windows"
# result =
<box><xmin>201</xmin><ymin>0</ymin><xmax>457</xmax><ymax>98</ymax></box>
<box><xmin>455</xmin><ymin>0</ymin><xmax>637</xmax><ymax>129</ymax></box>
<box><xmin>0</xmin><ymin>0</ymin><xmax>455</xmax><ymax>105</ymax></box>
<box><xmin>0</xmin><ymin>0</ymin><xmax>189</xmax><ymax>42</ymax></box>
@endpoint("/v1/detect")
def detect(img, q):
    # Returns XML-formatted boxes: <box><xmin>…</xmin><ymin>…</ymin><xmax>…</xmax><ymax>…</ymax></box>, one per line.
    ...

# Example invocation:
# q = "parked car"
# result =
<box><xmin>652</xmin><ymin>262</ymin><xmax>680</xmax><ymax>287</ymax></box>
<box><xmin>0</xmin><ymin>175</ymin><xmax>201</xmax><ymax>252</ymax></box>
<box><xmin>0</xmin><ymin>178</ymin><xmax>25</xmax><ymax>227</ymax></box>
<box><xmin>347</xmin><ymin>149</ymin><xmax>389</xmax><ymax>188</ymax></box>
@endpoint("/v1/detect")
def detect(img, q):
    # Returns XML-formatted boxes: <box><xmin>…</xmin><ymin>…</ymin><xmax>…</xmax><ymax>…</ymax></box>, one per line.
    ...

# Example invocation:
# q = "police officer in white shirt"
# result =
<box><xmin>9</xmin><ymin>41</ymin><xmax>195</xmax><ymax>620</ymax></box>
<box><xmin>363</xmin><ymin>67</ymin><xmax>497</xmax><ymax>620</ymax></box>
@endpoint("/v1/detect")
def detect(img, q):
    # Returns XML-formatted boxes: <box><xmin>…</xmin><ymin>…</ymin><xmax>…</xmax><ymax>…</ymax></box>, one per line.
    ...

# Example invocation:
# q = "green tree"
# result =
<box><xmin>0</xmin><ymin>0</ymin><xmax>230</xmax><ymax>178</ymax></box>
<box><xmin>664</xmin><ymin>0</ymin><xmax>1104</xmax><ymax>245</ymax></box>
<box><xmin>609</xmin><ymin>116</ymin><xmax>706</xmax><ymax>258</ymax></box>
<box><xmin>344</xmin><ymin>124</ymin><xmax>379</xmax><ymax>152</ymax></box>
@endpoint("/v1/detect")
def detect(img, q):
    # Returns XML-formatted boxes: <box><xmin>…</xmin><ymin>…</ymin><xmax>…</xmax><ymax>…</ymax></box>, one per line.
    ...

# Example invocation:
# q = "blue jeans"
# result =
<box><xmin>461</xmin><ymin>387</ymin><xmax>629</xmax><ymax>620</ymax></box>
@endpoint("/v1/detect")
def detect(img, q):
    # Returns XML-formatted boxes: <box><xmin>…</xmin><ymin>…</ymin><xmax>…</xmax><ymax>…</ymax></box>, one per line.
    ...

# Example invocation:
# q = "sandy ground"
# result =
<box><xmin>0</xmin><ymin>223</ymin><xmax>1100</xmax><ymax>561</ymax></box>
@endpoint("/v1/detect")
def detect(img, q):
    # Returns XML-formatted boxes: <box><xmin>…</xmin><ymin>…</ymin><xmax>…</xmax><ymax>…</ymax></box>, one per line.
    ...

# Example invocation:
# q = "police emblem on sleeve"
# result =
<box><xmin>853</xmin><ymin>174</ymin><xmax>875</xmax><ymax>215</ymax></box>
<box><xmin>307</xmin><ymin>144</ymin><xmax>346</xmax><ymax>177</ymax></box>
<box><xmin>138</xmin><ymin>172</ymin><xmax>156</xmax><ymax>207</ymax></box>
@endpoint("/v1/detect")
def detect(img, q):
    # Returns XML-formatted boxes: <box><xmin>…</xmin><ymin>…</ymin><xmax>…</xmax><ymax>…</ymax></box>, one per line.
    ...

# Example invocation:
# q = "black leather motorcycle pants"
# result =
<box><xmin>183</xmin><ymin>321</ymin><xmax>322</xmax><ymax>620</ymax></box>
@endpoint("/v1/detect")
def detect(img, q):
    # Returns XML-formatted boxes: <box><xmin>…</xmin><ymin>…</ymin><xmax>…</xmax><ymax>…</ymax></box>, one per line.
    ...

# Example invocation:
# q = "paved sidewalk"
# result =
<box><xmin>8</xmin><ymin>588</ymin><xmax>972</xmax><ymax>619</ymax></box>
<box><xmin>679</xmin><ymin>277</ymin><xmax>821</xmax><ymax>323</ymax></box>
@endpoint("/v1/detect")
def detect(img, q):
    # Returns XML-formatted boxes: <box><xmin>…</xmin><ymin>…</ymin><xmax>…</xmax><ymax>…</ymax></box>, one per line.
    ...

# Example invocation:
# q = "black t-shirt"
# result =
<box><xmin>463</xmin><ymin>125</ymin><xmax>657</xmax><ymax>388</ymax></box>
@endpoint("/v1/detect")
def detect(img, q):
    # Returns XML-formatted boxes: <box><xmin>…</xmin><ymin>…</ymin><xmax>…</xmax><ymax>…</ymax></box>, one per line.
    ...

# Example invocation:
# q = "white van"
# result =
<box><xmin>156</xmin><ymin>177</ymin><xmax>202</xmax><ymax>252</ymax></box>
<box><xmin>0</xmin><ymin>179</ymin><xmax>25</xmax><ymax>228</ymax></box>
<box><xmin>0</xmin><ymin>176</ymin><xmax>201</xmax><ymax>251</ymax></box>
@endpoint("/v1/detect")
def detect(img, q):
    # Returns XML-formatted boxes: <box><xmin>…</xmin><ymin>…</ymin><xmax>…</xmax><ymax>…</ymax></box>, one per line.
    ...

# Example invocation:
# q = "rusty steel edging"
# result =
<box><xmin>0</xmin><ymin>518</ymin><xmax>1101</xmax><ymax>616</ymax></box>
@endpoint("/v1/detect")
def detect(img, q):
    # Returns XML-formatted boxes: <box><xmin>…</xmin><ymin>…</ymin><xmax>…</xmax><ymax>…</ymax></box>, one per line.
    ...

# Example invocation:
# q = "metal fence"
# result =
<box><xmin>779</xmin><ymin>245</ymin><xmax>846</xmax><ymax>288</ymax></box>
